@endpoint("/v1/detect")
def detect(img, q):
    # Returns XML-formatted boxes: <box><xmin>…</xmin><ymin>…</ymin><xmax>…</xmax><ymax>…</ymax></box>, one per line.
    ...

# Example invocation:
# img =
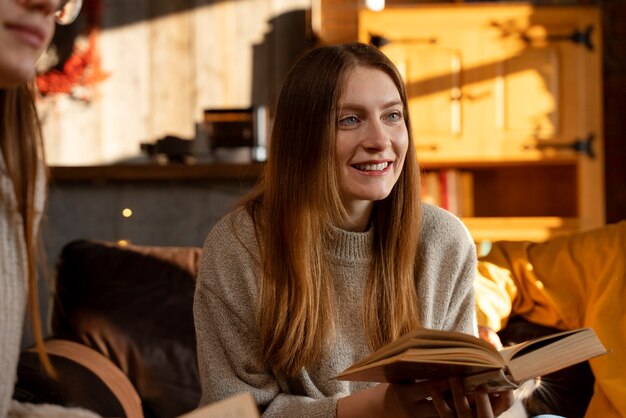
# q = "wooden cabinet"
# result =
<box><xmin>359</xmin><ymin>4</ymin><xmax>604</xmax><ymax>242</ymax></box>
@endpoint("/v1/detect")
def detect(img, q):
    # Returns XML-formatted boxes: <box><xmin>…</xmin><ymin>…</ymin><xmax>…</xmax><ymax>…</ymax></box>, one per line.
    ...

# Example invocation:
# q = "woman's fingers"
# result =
<box><xmin>429</xmin><ymin>378</ymin><xmax>512</xmax><ymax>418</ymax></box>
<box><xmin>400</xmin><ymin>378</ymin><xmax>449</xmax><ymax>401</ymax></box>
<box><xmin>472</xmin><ymin>387</ymin><xmax>495</xmax><ymax>418</ymax></box>
<box><xmin>449</xmin><ymin>378</ymin><xmax>474</xmax><ymax>417</ymax></box>
<box><xmin>477</xmin><ymin>325</ymin><xmax>503</xmax><ymax>350</ymax></box>
<box><xmin>489</xmin><ymin>389</ymin><xmax>515</xmax><ymax>416</ymax></box>
<box><xmin>391</xmin><ymin>379</ymin><xmax>514</xmax><ymax>418</ymax></box>
<box><xmin>430</xmin><ymin>378</ymin><xmax>476</xmax><ymax>418</ymax></box>
<box><xmin>429</xmin><ymin>386</ymin><xmax>455</xmax><ymax>418</ymax></box>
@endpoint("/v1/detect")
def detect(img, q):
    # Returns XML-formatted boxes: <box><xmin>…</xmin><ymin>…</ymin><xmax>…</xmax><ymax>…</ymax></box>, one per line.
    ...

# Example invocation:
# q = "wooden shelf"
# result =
<box><xmin>462</xmin><ymin>217</ymin><xmax>580</xmax><ymax>242</ymax></box>
<box><xmin>419</xmin><ymin>158</ymin><xmax>578</xmax><ymax>170</ymax></box>
<box><xmin>49</xmin><ymin>162</ymin><xmax>264</xmax><ymax>183</ymax></box>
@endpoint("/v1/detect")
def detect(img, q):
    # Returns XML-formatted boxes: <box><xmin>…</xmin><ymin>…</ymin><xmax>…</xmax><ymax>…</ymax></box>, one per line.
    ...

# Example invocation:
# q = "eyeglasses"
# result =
<box><xmin>55</xmin><ymin>0</ymin><xmax>83</xmax><ymax>25</ymax></box>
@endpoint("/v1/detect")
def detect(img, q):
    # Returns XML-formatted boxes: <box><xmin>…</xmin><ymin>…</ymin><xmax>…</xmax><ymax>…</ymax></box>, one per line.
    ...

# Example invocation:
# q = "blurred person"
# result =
<box><xmin>0</xmin><ymin>0</ymin><xmax>98</xmax><ymax>417</ymax></box>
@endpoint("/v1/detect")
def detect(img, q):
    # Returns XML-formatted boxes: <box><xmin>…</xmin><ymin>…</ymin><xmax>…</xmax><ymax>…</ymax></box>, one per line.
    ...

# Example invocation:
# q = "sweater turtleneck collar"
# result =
<box><xmin>326</xmin><ymin>223</ymin><xmax>374</xmax><ymax>264</ymax></box>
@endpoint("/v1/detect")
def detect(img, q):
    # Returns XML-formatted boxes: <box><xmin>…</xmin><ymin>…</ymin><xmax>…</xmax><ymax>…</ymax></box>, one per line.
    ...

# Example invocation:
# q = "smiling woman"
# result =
<box><xmin>0</xmin><ymin>0</ymin><xmax>102</xmax><ymax>417</ymax></box>
<box><xmin>193</xmin><ymin>42</ymin><xmax>515</xmax><ymax>418</ymax></box>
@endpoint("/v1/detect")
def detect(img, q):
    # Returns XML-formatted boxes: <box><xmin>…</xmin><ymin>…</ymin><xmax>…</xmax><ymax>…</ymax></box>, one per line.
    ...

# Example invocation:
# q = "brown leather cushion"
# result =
<box><xmin>51</xmin><ymin>240</ymin><xmax>203</xmax><ymax>418</ymax></box>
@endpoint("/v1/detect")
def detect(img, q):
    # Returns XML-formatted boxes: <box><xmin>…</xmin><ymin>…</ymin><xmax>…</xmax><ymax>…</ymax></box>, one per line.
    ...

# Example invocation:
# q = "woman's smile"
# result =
<box><xmin>351</xmin><ymin>161</ymin><xmax>392</xmax><ymax>173</ymax></box>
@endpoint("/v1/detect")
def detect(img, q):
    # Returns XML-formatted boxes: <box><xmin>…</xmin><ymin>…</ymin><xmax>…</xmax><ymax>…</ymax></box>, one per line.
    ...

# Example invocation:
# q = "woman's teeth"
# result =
<box><xmin>354</xmin><ymin>162</ymin><xmax>389</xmax><ymax>171</ymax></box>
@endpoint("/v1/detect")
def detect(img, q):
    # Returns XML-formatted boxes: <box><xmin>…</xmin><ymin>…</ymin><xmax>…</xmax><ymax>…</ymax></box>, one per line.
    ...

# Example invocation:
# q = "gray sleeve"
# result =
<box><xmin>193</xmin><ymin>215</ymin><xmax>341</xmax><ymax>418</ymax></box>
<box><xmin>442</xmin><ymin>241</ymin><xmax>477</xmax><ymax>336</ymax></box>
<box><xmin>262</xmin><ymin>395</ymin><xmax>339</xmax><ymax>418</ymax></box>
<box><xmin>418</xmin><ymin>204</ymin><xmax>478</xmax><ymax>336</ymax></box>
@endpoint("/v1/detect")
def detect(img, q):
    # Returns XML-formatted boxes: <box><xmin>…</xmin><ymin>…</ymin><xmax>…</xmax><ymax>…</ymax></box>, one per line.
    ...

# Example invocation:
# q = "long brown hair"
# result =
<box><xmin>0</xmin><ymin>83</ymin><xmax>53</xmax><ymax>376</ymax></box>
<box><xmin>243</xmin><ymin>43</ymin><xmax>421</xmax><ymax>376</ymax></box>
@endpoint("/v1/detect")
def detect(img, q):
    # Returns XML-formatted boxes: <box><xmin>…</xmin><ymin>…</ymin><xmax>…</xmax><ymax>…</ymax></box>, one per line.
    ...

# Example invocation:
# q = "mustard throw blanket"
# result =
<box><xmin>475</xmin><ymin>221</ymin><xmax>626</xmax><ymax>418</ymax></box>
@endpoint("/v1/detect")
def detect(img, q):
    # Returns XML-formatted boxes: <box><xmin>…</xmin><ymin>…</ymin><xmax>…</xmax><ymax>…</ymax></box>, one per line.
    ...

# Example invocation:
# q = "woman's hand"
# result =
<box><xmin>337</xmin><ymin>380</ymin><xmax>442</xmax><ymax>418</ymax></box>
<box><xmin>430</xmin><ymin>377</ymin><xmax>515</xmax><ymax>418</ymax></box>
<box><xmin>478</xmin><ymin>325</ymin><xmax>503</xmax><ymax>350</ymax></box>
<box><xmin>337</xmin><ymin>378</ymin><xmax>515</xmax><ymax>418</ymax></box>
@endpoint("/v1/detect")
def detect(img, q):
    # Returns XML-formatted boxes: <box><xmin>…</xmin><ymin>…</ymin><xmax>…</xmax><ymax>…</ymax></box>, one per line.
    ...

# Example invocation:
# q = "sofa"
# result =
<box><xmin>15</xmin><ymin>240</ymin><xmax>202</xmax><ymax>418</ymax></box>
<box><xmin>14</xmin><ymin>239</ymin><xmax>594</xmax><ymax>418</ymax></box>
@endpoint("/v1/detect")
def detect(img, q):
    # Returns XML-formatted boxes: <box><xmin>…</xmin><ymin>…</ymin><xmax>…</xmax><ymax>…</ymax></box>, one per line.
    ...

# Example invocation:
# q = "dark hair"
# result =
<box><xmin>243</xmin><ymin>43</ymin><xmax>421</xmax><ymax>375</ymax></box>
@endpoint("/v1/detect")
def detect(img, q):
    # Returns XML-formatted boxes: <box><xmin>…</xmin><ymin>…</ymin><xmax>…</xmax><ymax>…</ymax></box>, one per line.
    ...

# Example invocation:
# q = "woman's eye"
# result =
<box><xmin>387</xmin><ymin>111</ymin><xmax>403</xmax><ymax>122</ymax></box>
<box><xmin>338</xmin><ymin>115</ymin><xmax>359</xmax><ymax>127</ymax></box>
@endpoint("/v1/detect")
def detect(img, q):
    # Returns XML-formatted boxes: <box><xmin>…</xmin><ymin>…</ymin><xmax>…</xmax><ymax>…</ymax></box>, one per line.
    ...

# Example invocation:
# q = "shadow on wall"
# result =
<box><xmin>251</xmin><ymin>9</ymin><xmax>317</xmax><ymax>113</ymax></box>
<box><xmin>99</xmin><ymin>0</ymin><xmax>243</xmax><ymax>30</ymax></box>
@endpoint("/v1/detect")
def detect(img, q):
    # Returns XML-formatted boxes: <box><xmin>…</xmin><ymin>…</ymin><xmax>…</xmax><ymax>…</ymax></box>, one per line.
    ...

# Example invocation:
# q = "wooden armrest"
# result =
<box><xmin>17</xmin><ymin>339</ymin><xmax>143</xmax><ymax>418</ymax></box>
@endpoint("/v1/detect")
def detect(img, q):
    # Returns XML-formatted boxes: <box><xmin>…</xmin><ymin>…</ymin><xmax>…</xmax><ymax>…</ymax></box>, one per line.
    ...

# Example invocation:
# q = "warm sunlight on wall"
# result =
<box><xmin>40</xmin><ymin>0</ymin><xmax>309</xmax><ymax>166</ymax></box>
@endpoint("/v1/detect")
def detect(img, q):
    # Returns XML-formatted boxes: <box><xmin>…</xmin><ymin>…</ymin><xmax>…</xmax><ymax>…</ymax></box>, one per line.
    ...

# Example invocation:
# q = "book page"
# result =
<box><xmin>349</xmin><ymin>328</ymin><xmax>499</xmax><ymax>370</ymax></box>
<box><xmin>505</xmin><ymin>327</ymin><xmax>607</xmax><ymax>383</ymax></box>
<box><xmin>178</xmin><ymin>393</ymin><xmax>260</xmax><ymax>418</ymax></box>
<box><xmin>338</xmin><ymin>355</ymin><xmax>501</xmax><ymax>383</ymax></box>
<box><xmin>338</xmin><ymin>338</ymin><xmax>505</xmax><ymax>383</ymax></box>
<box><xmin>498</xmin><ymin>328</ymin><xmax>586</xmax><ymax>363</ymax></box>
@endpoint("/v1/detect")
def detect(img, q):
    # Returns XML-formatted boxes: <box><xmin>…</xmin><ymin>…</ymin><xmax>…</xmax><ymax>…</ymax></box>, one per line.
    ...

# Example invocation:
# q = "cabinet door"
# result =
<box><xmin>359</xmin><ymin>5</ymin><xmax>602</xmax><ymax>162</ymax></box>
<box><xmin>485</xmin><ymin>7</ymin><xmax>602</xmax><ymax>160</ymax></box>
<box><xmin>382</xmin><ymin>44</ymin><xmax>464</xmax><ymax>156</ymax></box>
<box><xmin>360</xmin><ymin>7</ymin><xmax>489</xmax><ymax>161</ymax></box>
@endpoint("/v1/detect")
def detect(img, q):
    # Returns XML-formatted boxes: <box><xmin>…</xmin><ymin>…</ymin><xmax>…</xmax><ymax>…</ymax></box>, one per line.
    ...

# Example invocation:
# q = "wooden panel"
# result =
<box><xmin>501</xmin><ymin>48</ymin><xmax>558</xmax><ymax>140</ymax></box>
<box><xmin>462</xmin><ymin>217</ymin><xmax>580</xmax><ymax>243</ymax></box>
<box><xmin>41</xmin><ymin>0</ymin><xmax>311</xmax><ymax>166</ymax></box>
<box><xmin>149</xmin><ymin>0</ymin><xmax>194</xmax><ymax>139</ymax></box>
<box><xmin>99</xmin><ymin>0</ymin><xmax>152</xmax><ymax>163</ymax></box>
<box><xmin>404</xmin><ymin>47</ymin><xmax>461</xmax><ymax>138</ymax></box>
<box><xmin>40</xmin><ymin>94</ymin><xmax>104</xmax><ymax>165</ymax></box>
<box><xmin>316</xmin><ymin>0</ymin><xmax>359</xmax><ymax>44</ymax></box>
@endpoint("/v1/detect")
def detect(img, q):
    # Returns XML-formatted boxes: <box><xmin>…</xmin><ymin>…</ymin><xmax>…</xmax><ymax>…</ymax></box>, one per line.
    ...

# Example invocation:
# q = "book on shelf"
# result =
<box><xmin>422</xmin><ymin>171</ymin><xmax>442</xmax><ymax>207</ymax></box>
<box><xmin>337</xmin><ymin>327</ymin><xmax>607</xmax><ymax>392</ymax></box>
<box><xmin>422</xmin><ymin>169</ymin><xmax>474</xmax><ymax>218</ymax></box>
<box><xmin>459</xmin><ymin>170</ymin><xmax>474</xmax><ymax>218</ymax></box>
<box><xmin>178</xmin><ymin>392</ymin><xmax>259</xmax><ymax>418</ymax></box>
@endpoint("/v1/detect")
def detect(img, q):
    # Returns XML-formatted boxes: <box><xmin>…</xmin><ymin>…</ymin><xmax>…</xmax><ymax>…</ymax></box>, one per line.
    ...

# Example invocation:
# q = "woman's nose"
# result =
<box><xmin>362</xmin><ymin>120</ymin><xmax>390</xmax><ymax>150</ymax></box>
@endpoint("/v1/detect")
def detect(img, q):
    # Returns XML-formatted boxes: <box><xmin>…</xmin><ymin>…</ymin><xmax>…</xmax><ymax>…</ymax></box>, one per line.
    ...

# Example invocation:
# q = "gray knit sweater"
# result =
<box><xmin>0</xmin><ymin>150</ymin><xmax>99</xmax><ymax>418</ymax></box>
<box><xmin>0</xmin><ymin>150</ymin><xmax>39</xmax><ymax>417</ymax></box>
<box><xmin>194</xmin><ymin>203</ymin><xmax>477</xmax><ymax>417</ymax></box>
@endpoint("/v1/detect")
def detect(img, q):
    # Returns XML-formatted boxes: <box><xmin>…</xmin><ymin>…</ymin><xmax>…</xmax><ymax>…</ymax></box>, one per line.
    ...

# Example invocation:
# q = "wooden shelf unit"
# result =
<box><xmin>359</xmin><ymin>4</ymin><xmax>605</xmax><ymax>242</ymax></box>
<box><xmin>49</xmin><ymin>162</ymin><xmax>264</xmax><ymax>183</ymax></box>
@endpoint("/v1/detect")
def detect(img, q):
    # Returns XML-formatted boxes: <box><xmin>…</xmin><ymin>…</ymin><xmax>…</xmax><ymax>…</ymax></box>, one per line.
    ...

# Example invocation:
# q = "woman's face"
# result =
<box><xmin>335</xmin><ymin>65</ymin><xmax>409</xmax><ymax>216</ymax></box>
<box><xmin>0</xmin><ymin>0</ymin><xmax>58</xmax><ymax>88</ymax></box>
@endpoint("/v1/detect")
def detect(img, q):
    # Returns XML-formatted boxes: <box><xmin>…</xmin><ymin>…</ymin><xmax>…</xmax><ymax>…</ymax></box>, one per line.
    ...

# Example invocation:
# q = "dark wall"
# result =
<box><xmin>602</xmin><ymin>0</ymin><xmax>626</xmax><ymax>223</ymax></box>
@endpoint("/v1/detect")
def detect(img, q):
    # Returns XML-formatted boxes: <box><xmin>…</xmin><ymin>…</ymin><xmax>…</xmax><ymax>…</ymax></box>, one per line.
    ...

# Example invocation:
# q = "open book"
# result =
<box><xmin>178</xmin><ymin>392</ymin><xmax>260</xmax><ymax>418</ymax></box>
<box><xmin>337</xmin><ymin>327</ymin><xmax>607</xmax><ymax>392</ymax></box>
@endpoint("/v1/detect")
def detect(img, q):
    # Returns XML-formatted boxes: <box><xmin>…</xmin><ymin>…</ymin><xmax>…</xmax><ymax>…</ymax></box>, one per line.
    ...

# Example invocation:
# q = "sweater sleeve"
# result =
<box><xmin>437</xmin><ymin>216</ymin><xmax>478</xmax><ymax>336</ymax></box>
<box><xmin>193</xmin><ymin>211</ymin><xmax>341</xmax><ymax>418</ymax></box>
<box><xmin>418</xmin><ymin>204</ymin><xmax>478</xmax><ymax>337</ymax></box>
